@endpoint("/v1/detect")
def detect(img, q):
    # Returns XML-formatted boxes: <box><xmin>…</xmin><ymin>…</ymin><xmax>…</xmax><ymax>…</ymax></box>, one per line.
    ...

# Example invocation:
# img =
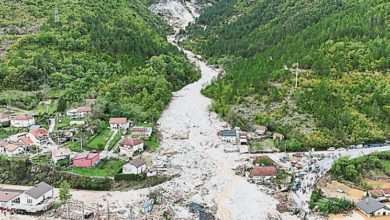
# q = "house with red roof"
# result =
<box><xmin>5</xmin><ymin>143</ymin><xmax>25</xmax><ymax>156</ymax></box>
<box><xmin>250</xmin><ymin>166</ymin><xmax>277</xmax><ymax>183</ymax></box>
<box><xmin>27</xmin><ymin>128</ymin><xmax>50</xmax><ymax>146</ymax></box>
<box><xmin>119</xmin><ymin>138</ymin><xmax>144</xmax><ymax>157</ymax></box>
<box><xmin>0</xmin><ymin>140</ymin><xmax>7</xmax><ymax>154</ymax></box>
<box><xmin>131</xmin><ymin>126</ymin><xmax>153</xmax><ymax>138</ymax></box>
<box><xmin>252</xmin><ymin>156</ymin><xmax>276</xmax><ymax>166</ymax></box>
<box><xmin>368</xmin><ymin>189</ymin><xmax>385</xmax><ymax>197</ymax></box>
<box><xmin>255</xmin><ymin>125</ymin><xmax>267</xmax><ymax>135</ymax></box>
<box><xmin>85</xmin><ymin>99</ymin><xmax>96</xmax><ymax>104</ymax></box>
<box><xmin>10</xmin><ymin>115</ymin><xmax>35</xmax><ymax>128</ymax></box>
<box><xmin>383</xmin><ymin>188</ymin><xmax>390</xmax><ymax>197</ymax></box>
<box><xmin>273</xmin><ymin>132</ymin><xmax>284</xmax><ymax>140</ymax></box>
<box><xmin>73</xmin><ymin>151</ymin><xmax>100</xmax><ymax>167</ymax></box>
<box><xmin>66</xmin><ymin>107</ymin><xmax>92</xmax><ymax>119</ymax></box>
<box><xmin>0</xmin><ymin>113</ymin><xmax>11</xmax><ymax>124</ymax></box>
<box><xmin>239</xmin><ymin>132</ymin><xmax>248</xmax><ymax>145</ymax></box>
<box><xmin>109</xmin><ymin>118</ymin><xmax>130</xmax><ymax>130</ymax></box>
<box><xmin>52</xmin><ymin>148</ymin><xmax>72</xmax><ymax>163</ymax></box>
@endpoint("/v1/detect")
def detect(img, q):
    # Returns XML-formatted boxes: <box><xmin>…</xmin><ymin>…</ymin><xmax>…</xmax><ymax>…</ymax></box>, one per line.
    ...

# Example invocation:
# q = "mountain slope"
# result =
<box><xmin>0</xmin><ymin>0</ymin><xmax>199</xmax><ymax>122</ymax></box>
<box><xmin>183</xmin><ymin>0</ymin><xmax>390</xmax><ymax>149</ymax></box>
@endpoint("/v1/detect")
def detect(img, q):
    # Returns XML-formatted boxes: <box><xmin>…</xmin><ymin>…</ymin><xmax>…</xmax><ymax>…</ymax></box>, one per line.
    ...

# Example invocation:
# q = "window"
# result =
<box><xmin>12</xmin><ymin>198</ymin><xmax>20</xmax><ymax>204</ymax></box>
<box><xmin>27</xmin><ymin>199</ymin><xmax>32</xmax><ymax>204</ymax></box>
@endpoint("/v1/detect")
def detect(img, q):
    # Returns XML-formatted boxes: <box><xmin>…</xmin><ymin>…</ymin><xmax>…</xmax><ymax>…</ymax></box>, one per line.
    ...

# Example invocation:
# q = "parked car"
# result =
<box><xmin>327</xmin><ymin>147</ymin><xmax>335</xmax><ymax>151</ymax></box>
<box><xmin>337</xmin><ymin>147</ymin><xmax>346</xmax><ymax>151</ymax></box>
<box><xmin>356</xmin><ymin>144</ymin><xmax>363</xmax><ymax>149</ymax></box>
<box><xmin>292</xmin><ymin>152</ymin><xmax>303</xmax><ymax>158</ymax></box>
<box><xmin>336</xmin><ymin>189</ymin><xmax>345</xmax><ymax>193</ymax></box>
<box><xmin>291</xmin><ymin>161</ymin><xmax>297</xmax><ymax>166</ymax></box>
<box><xmin>347</xmin><ymin>145</ymin><xmax>355</xmax><ymax>150</ymax></box>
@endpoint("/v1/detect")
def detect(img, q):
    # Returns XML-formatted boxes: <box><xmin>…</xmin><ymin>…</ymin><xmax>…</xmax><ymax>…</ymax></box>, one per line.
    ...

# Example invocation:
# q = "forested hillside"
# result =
<box><xmin>183</xmin><ymin>0</ymin><xmax>390</xmax><ymax>149</ymax></box>
<box><xmin>0</xmin><ymin>0</ymin><xmax>199</xmax><ymax>122</ymax></box>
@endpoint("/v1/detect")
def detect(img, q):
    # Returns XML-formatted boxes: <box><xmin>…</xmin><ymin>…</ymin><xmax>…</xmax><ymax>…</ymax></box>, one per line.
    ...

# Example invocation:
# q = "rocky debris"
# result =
<box><xmin>224</xmin><ymin>144</ymin><xmax>239</xmax><ymax>153</ymax></box>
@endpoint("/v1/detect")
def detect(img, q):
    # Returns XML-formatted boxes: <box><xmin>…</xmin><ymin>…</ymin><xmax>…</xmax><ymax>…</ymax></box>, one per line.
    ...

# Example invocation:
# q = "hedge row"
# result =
<box><xmin>114</xmin><ymin>173</ymin><xmax>147</xmax><ymax>181</ymax></box>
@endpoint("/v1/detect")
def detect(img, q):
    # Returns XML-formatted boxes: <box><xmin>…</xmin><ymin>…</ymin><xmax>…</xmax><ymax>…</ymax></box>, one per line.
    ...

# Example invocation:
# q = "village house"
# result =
<box><xmin>51</xmin><ymin>148</ymin><xmax>72</xmax><ymax>164</ymax></box>
<box><xmin>0</xmin><ymin>182</ymin><xmax>54</xmax><ymax>213</ymax></box>
<box><xmin>383</xmin><ymin>188</ymin><xmax>390</xmax><ymax>197</ymax></box>
<box><xmin>20</xmin><ymin>136</ymin><xmax>33</xmax><ymax>147</ymax></box>
<box><xmin>250</xmin><ymin>166</ymin><xmax>277</xmax><ymax>183</ymax></box>
<box><xmin>39</xmin><ymin>99</ymin><xmax>52</xmax><ymax>105</ymax></box>
<box><xmin>131</xmin><ymin>126</ymin><xmax>153</xmax><ymax>138</ymax></box>
<box><xmin>273</xmin><ymin>132</ymin><xmax>284</xmax><ymax>140</ymax></box>
<box><xmin>123</xmin><ymin>158</ymin><xmax>147</xmax><ymax>174</ymax></box>
<box><xmin>5</xmin><ymin>143</ymin><xmax>25</xmax><ymax>156</ymax></box>
<box><xmin>220</xmin><ymin>130</ymin><xmax>237</xmax><ymax>143</ymax></box>
<box><xmin>66</xmin><ymin>107</ymin><xmax>92</xmax><ymax>119</ymax></box>
<box><xmin>0</xmin><ymin>113</ymin><xmax>11</xmax><ymax>124</ymax></box>
<box><xmin>73</xmin><ymin>151</ymin><xmax>100</xmax><ymax>167</ymax></box>
<box><xmin>356</xmin><ymin>197</ymin><xmax>390</xmax><ymax>217</ymax></box>
<box><xmin>109</xmin><ymin>118</ymin><xmax>131</xmax><ymax>130</ymax></box>
<box><xmin>239</xmin><ymin>132</ymin><xmax>248</xmax><ymax>145</ymax></box>
<box><xmin>27</xmin><ymin>128</ymin><xmax>49</xmax><ymax>146</ymax></box>
<box><xmin>10</xmin><ymin>115</ymin><xmax>35</xmax><ymax>128</ymax></box>
<box><xmin>255</xmin><ymin>125</ymin><xmax>267</xmax><ymax>135</ymax></box>
<box><xmin>368</xmin><ymin>189</ymin><xmax>385</xmax><ymax>197</ymax></box>
<box><xmin>119</xmin><ymin>138</ymin><xmax>144</xmax><ymax>157</ymax></box>
<box><xmin>0</xmin><ymin>141</ymin><xmax>7</xmax><ymax>154</ymax></box>
<box><xmin>85</xmin><ymin>99</ymin><xmax>96</xmax><ymax>104</ymax></box>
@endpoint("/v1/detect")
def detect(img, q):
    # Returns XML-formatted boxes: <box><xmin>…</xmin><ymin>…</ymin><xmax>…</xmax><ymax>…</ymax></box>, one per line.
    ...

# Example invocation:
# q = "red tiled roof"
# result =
<box><xmin>85</xmin><ymin>99</ymin><xmax>96</xmax><ymax>102</ymax></box>
<box><xmin>87</xmin><ymin>153</ymin><xmax>99</xmax><ymax>160</ymax></box>
<box><xmin>239</xmin><ymin>132</ymin><xmax>248</xmax><ymax>136</ymax></box>
<box><xmin>132</xmin><ymin>127</ymin><xmax>146</xmax><ymax>132</ymax></box>
<box><xmin>250</xmin><ymin>166</ymin><xmax>277</xmax><ymax>177</ymax></box>
<box><xmin>0</xmin><ymin>113</ymin><xmax>10</xmax><ymax>119</ymax></box>
<box><xmin>30</xmin><ymin>128</ymin><xmax>49</xmax><ymax>140</ymax></box>
<box><xmin>120</xmin><ymin>138</ymin><xmax>143</xmax><ymax>147</ymax></box>
<box><xmin>52</xmin><ymin>148</ymin><xmax>72</xmax><ymax>157</ymax></box>
<box><xmin>0</xmin><ymin>190</ymin><xmax>23</xmax><ymax>202</ymax></box>
<box><xmin>12</xmin><ymin>115</ymin><xmax>33</xmax><ymax>121</ymax></box>
<box><xmin>368</xmin><ymin>189</ymin><xmax>384</xmax><ymax>196</ymax></box>
<box><xmin>382</xmin><ymin>188</ymin><xmax>390</xmax><ymax>194</ymax></box>
<box><xmin>256</xmin><ymin>125</ymin><xmax>267</xmax><ymax>130</ymax></box>
<box><xmin>273</xmin><ymin>132</ymin><xmax>284</xmax><ymax>138</ymax></box>
<box><xmin>109</xmin><ymin>118</ymin><xmax>127</xmax><ymax>124</ymax></box>
<box><xmin>0</xmin><ymin>141</ymin><xmax>7</xmax><ymax>147</ymax></box>
<box><xmin>5</xmin><ymin>144</ymin><xmax>22</xmax><ymax>152</ymax></box>
<box><xmin>21</xmin><ymin>137</ymin><xmax>33</xmax><ymax>144</ymax></box>
<box><xmin>253</xmin><ymin>156</ymin><xmax>275</xmax><ymax>164</ymax></box>
<box><xmin>73</xmin><ymin>151</ymin><xmax>89</xmax><ymax>160</ymax></box>
<box><xmin>77</xmin><ymin>107</ymin><xmax>92</xmax><ymax>112</ymax></box>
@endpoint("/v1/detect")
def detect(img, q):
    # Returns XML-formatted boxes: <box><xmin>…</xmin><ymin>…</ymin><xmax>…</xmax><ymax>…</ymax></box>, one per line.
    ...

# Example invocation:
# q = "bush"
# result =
<box><xmin>114</xmin><ymin>173</ymin><xmax>147</xmax><ymax>181</ymax></box>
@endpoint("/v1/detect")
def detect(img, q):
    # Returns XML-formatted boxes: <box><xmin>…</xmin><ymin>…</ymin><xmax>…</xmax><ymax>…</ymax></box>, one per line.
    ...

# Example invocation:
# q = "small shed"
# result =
<box><xmin>141</xmin><ymin>203</ymin><xmax>153</xmax><ymax>213</ymax></box>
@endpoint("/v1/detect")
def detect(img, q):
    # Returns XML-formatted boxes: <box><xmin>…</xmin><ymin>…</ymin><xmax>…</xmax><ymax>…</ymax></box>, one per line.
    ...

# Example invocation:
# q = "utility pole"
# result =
<box><xmin>107</xmin><ymin>200</ymin><xmax>110</xmax><ymax>220</ymax></box>
<box><xmin>295</xmin><ymin>60</ymin><xmax>299</xmax><ymax>89</ymax></box>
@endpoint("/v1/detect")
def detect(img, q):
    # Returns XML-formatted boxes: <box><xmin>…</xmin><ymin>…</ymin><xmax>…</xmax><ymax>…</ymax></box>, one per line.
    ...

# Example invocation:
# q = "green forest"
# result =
<box><xmin>183</xmin><ymin>0</ymin><xmax>390</xmax><ymax>149</ymax></box>
<box><xmin>0</xmin><ymin>0</ymin><xmax>200</xmax><ymax>122</ymax></box>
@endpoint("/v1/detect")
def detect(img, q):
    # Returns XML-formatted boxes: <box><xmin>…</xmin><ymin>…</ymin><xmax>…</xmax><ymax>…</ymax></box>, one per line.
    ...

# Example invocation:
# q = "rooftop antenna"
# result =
<box><xmin>54</xmin><ymin>6</ymin><xmax>59</xmax><ymax>22</ymax></box>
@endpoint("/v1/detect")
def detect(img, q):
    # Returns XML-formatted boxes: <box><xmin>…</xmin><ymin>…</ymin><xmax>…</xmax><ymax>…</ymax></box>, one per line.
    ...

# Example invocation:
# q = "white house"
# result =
<box><xmin>356</xmin><ymin>197</ymin><xmax>390</xmax><ymax>217</ymax></box>
<box><xmin>109</xmin><ymin>118</ymin><xmax>130</xmax><ymax>130</ymax></box>
<box><xmin>10</xmin><ymin>115</ymin><xmax>35</xmax><ymax>128</ymax></box>
<box><xmin>122</xmin><ymin>158</ymin><xmax>147</xmax><ymax>174</ymax></box>
<box><xmin>0</xmin><ymin>113</ymin><xmax>11</xmax><ymax>124</ymax></box>
<box><xmin>66</xmin><ymin>107</ymin><xmax>91</xmax><ymax>119</ymax></box>
<box><xmin>239</xmin><ymin>132</ymin><xmax>248</xmax><ymax>145</ymax></box>
<box><xmin>250</xmin><ymin>166</ymin><xmax>277</xmax><ymax>183</ymax></box>
<box><xmin>219</xmin><ymin>130</ymin><xmax>237</xmax><ymax>143</ymax></box>
<box><xmin>5</xmin><ymin>144</ymin><xmax>25</xmax><ymax>156</ymax></box>
<box><xmin>255</xmin><ymin>125</ymin><xmax>267</xmax><ymax>135</ymax></box>
<box><xmin>0</xmin><ymin>182</ymin><xmax>54</xmax><ymax>213</ymax></box>
<box><xmin>51</xmin><ymin>148</ymin><xmax>72</xmax><ymax>164</ymax></box>
<box><xmin>131</xmin><ymin>127</ymin><xmax>153</xmax><ymax>138</ymax></box>
<box><xmin>273</xmin><ymin>132</ymin><xmax>284</xmax><ymax>140</ymax></box>
<box><xmin>27</xmin><ymin>128</ymin><xmax>50</xmax><ymax>146</ymax></box>
<box><xmin>119</xmin><ymin>138</ymin><xmax>144</xmax><ymax>157</ymax></box>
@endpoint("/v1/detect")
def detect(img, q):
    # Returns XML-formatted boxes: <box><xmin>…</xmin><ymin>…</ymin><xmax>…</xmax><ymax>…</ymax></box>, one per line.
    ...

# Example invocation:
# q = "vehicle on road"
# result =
<box><xmin>337</xmin><ymin>147</ymin><xmax>346</xmax><ymax>151</ymax></box>
<box><xmin>327</xmin><ymin>147</ymin><xmax>335</xmax><ymax>151</ymax></box>
<box><xmin>291</xmin><ymin>161</ymin><xmax>297</xmax><ymax>166</ymax></box>
<box><xmin>292</xmin><ymin>152</ymin><xmax>303</xmax><ymax>158</ymax></box>
<box><xmin>356</xmin><ymin>144</ymin><xmax>363</xmax><ymax>149</ymax></box>
<box><xmin>336</xmin><ymin>189</ymin><xmax>345</xmax><ymax>193</ymax></box>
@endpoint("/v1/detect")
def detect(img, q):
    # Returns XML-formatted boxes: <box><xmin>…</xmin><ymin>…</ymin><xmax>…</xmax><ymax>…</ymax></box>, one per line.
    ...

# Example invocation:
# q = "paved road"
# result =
<box><xmin>292</xmin><ymin>145</ymin><xmax>390</xmax><ymax>211</ymax></box>
<box><xmin>48</xmin><ymin>118</ymin><xmax>55</xmax><ymax>133</ymax></box>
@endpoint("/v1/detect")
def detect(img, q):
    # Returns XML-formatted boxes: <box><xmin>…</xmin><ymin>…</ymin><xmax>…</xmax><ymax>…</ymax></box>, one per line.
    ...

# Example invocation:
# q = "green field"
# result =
<box><xmin>382</xmin><ymin>160</ymin><xmax>390</xmax><ymax>171</ymax></box>
<box><xmin>88</xmin><ymin>129</ymin><xmax>113</xmax><ymax>151</ymax></box>
<box><xmin>108</xmin><ymin>131</ymin><xmax>121</xmax><ymax>151</ymax></box>
<box><xmin>69</xmin><ymin>159</ymin><xmax>124</xmax><ymax>177</ymax></box>
<box><xmin>64</xmin><ymin>141</ymin><xmax>84</xmax><ymax>153</ymax></box>
<box><xmin>144</xmin><ymin>133</ymin><xmax>160</xmax><ymax>151</ymax></box>
<box><xmin>250</xmin><ymin>139</ymin><xmax>277</xmax><ymax>153</ymax></box>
